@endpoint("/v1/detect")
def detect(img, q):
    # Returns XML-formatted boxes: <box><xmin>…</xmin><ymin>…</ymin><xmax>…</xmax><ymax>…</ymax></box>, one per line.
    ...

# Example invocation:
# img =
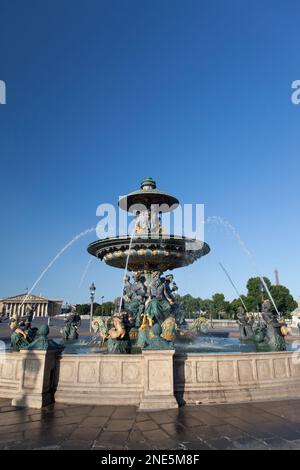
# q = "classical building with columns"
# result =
<box><xmin>0</xmin><ymin>293</ymin><xmax>62</xmax><ymax>318</ymax></box>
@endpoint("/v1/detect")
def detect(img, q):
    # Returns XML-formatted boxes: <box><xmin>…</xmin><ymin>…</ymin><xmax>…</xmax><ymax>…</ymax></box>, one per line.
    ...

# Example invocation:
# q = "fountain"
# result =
<box><xmin>87</xmin><ymin>177</ymin><xmax>210</xmax><ymax>350</ymax></box>
<box><xmin>2</xmin><ymin>178</ymin><xmax>300</xmax><ymax>410</ymax></box>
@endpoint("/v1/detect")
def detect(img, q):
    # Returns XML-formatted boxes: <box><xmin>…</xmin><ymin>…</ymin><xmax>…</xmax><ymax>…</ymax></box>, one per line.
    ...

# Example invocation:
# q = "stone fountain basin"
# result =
<box><xmin>2</xmin><ymin>348</ymin><xmax>300</xmax><ymax>409</ymax></box>
<box><xmin>87</xmin><ymin>235</ymin><xmax>210</xmax><ymax>270</ymax></box>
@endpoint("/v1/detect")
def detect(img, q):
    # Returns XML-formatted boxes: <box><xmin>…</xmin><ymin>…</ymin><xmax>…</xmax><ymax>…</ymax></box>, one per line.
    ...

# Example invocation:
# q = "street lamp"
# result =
<box><xmin>101</xmin><ymin>296</ymin><xmax>104</xmax><ymax>316</ymax></box>
<box><xmin>89</xmin><ymin>282</ymin><xmax>96</xmax><ymax>333</ymax></box>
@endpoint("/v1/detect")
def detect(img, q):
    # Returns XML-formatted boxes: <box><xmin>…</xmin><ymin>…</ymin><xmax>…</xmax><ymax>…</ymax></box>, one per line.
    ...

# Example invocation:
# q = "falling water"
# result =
<box><xmin>19</xmin><ymin>227</ymin><xmax>96</xmax><ymax>312</ymax></box>
<box><xmin>206</xmin><ymin>216</ymin><xmax>280</xmax><ymax>315</ymax></box>
<box><xmin>78</xmin><ymin>257</ymin><xmax>93</xmax><ymax>288</ymax></box>
<box><xmin>219</xmin><ymin>262</ymin><xmax>248</xmax><ymax>311</ymax></box>
<box><xmin>118</xmin><ymin>219</ymin><xmax>139</xmax><ymax>314</ymax></box>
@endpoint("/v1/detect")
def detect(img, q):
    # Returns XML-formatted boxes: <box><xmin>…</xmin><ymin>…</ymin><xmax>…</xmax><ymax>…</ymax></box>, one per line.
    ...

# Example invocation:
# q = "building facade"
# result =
<box><xmin>0</xmin><ymin>293</ymin><xmax>62</xmax><ymax>318</ymax></box>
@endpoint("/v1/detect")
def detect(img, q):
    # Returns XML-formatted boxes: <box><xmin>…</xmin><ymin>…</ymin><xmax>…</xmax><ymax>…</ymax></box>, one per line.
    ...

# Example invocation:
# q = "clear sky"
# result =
<box><xmin>1</xmin><ymin>0</ymin><xmax>299</xmax><ymax>305</ymax></box>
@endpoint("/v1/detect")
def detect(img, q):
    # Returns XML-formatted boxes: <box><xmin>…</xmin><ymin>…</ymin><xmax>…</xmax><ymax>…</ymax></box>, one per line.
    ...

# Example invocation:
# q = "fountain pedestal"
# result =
<box><xmin>139</xmin><ymin>349</ymin><xmax>178</xmax><ymax>411</ymax></box>
<box><xmin>12</xmin><ymin>349</ymin><xmax>60</xmax><ymax>409</ymax></box>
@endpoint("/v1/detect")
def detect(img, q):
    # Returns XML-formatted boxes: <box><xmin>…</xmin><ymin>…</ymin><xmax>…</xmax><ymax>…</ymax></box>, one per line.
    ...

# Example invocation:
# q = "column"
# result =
<box><xmin>41</xmin><ymin>304</ymin><xmax>44</xmax><ymax>317</ymax></box>
<box><xmin>45</xmin><ymin>303</ymin><xmax>48</xmax><ymax>317</ymax></box>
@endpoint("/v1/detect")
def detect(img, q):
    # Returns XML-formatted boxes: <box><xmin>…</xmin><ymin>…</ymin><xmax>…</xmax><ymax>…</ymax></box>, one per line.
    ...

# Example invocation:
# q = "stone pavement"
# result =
<box><xmin>1</xmin><ymin>398</ymin><xmax>300</xmax><ymax>450</ymax></box>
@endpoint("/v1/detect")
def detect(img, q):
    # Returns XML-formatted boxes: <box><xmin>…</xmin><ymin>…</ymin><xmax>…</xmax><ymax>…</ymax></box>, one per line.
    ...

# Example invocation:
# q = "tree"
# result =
<box><xmin>211</xmin><ymin>293</ymin><xmax>230</xmax><ymax>318</ymax></box>
<box><xmin>269</xmin><ymin>285</ymin><xmax>297</xmax><ymax>316</ymax></box>
<box><xmin>75</xmin><ymin>304</ymin><xmax>90</xmax><ymax>316</ymax></box>
<box><xmin>94</xmin><ymin>305</ymin><xmax>102</xmax><ymax>315</ymax></box>
<box><xmin>177</xmin><ymin>295</ymin><xmax>202</xmax><ymax>318</ymax></box>
<box><xmin>246</xmin><ymin>277</ymin><xmax>271</xmax><ymax>311</ymax></box>
<box><xmin>102</xmin><ymin>302</ymin><xmax>114</xmax><ymax>316</ymax></box>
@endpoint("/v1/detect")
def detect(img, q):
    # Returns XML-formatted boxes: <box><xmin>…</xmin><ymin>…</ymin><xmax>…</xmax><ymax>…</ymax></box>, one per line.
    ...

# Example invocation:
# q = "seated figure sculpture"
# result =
<box><xmin>236</xmin><ymin>307</ymin><xmax>254</xmax><ymax>341</ymax></box>
<box><xmin>143</xmin><ymin>322</ymin><xmax>174</xmax><ymax>350</ymax></box>
<box><xmin>22</xmin><ymin>324</ymin><xmax>63</xmax><ymax>351</ymax></box>
<box><xmin>61</xmin><ymin>310</ymin><xmax>81</xmax><ymax>340</ymax></box>
<box><xmin>10</xmin><ymin>315</ymin><xmax>39</xmax><ymax>351</ymax></box>
<box><xmin>107</xmin><ymin>314</ymin><xmax>132</xmax><ymax>354</ymax></box>
<box><xmin>260</xmin><ymin>299</ymin><xmax>287</xmax><ymax>351</ymax></box>
<box><xmin>125</xmin><ymin>272</ymin><xmax>146</xmax><ymax>327</ymax></box>
<box><xmin>171</xmin><ymin>282</ymin><xmax>186</xmax><ymax>327</ymax></box>
<box><xmin>10</xmin><ymin>317</ymin><xmax>31</xmax><ymax>351</ymax></box>
<box><xmin>145</xmin><ymin>272</ymin><xmax>173</xmax><ymax>324</ymax></box>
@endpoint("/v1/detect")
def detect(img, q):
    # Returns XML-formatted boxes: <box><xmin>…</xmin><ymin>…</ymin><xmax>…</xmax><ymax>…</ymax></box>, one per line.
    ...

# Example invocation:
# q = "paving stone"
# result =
<box><xmin>89</xmin><ymin>406</ymin><xmax>116</xmax><ymax>417</ymax></box>
<box><xmin>111</xmin><ymin>406</ymin><xmax>137</xmax><ymax>419</ymax></box>
<box><xmin>161</xmin><ymin>422</ymin><xmax>196</xmax><ymax>441</ymax></box>
<box><xmin>135</xmin><ymin>412</ymin><xmax>150</xmax><ymax>422</ymax></box>
<box><xmin>64</xmin><ymin>406</ymin><xmax>93</xmax><ymax>417</ymax></box>
<box><xmin>142</xmin><ymin>428</ymin><xmax>173</xmax><ymax>442</ymax></box>
<box><xmin>212</xmin><ymin>424</ymin><xmax>247</xmax><ymax>440</ymax></box>
<box><xmin>60</xmin><ymin>439</ymin><xmax>93</xmax><ymax>450</ymax></box>
<box><xmin>233</xmin><ymin>436</ymin><xmax>269</xmax><ymax>450</ymax></box>
<box><xmin>136</xmin><ymin>420</ymin><xmax>159</xmax><ymax>431</ymax></box>
<box><xmin>0</xmin><ymin>414</ymin><xmax>30</xmax><ymax>426</ymax></box>
<box><xmin>192</xmin><ymin>425</ymin><xmax>223</xmax><ymax>440</ymax></box>
<box><xmin>104</xmin><ymin>419</ymin><xmax>135</xmax><ymax>431</ymax></box>
<box><xmin>69</xmin><ymin>426</ymin><xmax>101</xmax><ymax>440</ymax></box>
<box><xmin>0</xmin><ymin>432</ymin><xmax>23</xmax><ymax>443</ymax></box>
<box><xmin>181</xmin><ymin>439</ymin><xmax>212</xmax><ymax>450</ymax></box>
<box><xmin>94</xmin><ymin>431</ymin><xmax>129</xmax><ymax>446</ymax></box>
<box><xmin>206</xmin><ymin>437</ymin><xmax>236</xmax><ymax>450</ymax></box>
<box><xmin>188</xmin><ymin>410</ymin><xmax>224</xmax><ymax>426</ymax></box>
<box><xmin>263</xmin><ymin>437</ymin><xmax>296</xmax><ymax>449</ymax></box>
<box><xmin>80</xmin><ymin>416</ymin><xmax>109</xmax><ymax>428</ymax></box>
<box><xmin>149</xmin><ymin>411</ymin><xmax>175</xmax><ymax>424</ymax></box>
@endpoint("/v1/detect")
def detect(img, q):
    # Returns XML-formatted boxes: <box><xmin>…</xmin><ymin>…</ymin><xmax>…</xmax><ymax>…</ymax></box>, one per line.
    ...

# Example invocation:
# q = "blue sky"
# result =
<box><xmin>0</xmin><ymin>0</ymin><xmax>299</xmax><ymax>304</ymax></box>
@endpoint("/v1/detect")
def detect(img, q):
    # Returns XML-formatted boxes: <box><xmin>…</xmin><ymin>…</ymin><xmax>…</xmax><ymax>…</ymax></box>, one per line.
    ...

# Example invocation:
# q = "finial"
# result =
<box><xmin>140</xmin><ymin>177</ymin><xmax>156</xmax><ymax>190</ymax></box>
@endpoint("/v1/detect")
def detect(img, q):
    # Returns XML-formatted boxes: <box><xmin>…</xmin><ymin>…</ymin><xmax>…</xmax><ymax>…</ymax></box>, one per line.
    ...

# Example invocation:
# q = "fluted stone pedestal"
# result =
<box><xmin>139</xmin><ymin>349</ymin><xmax>178</xmax><ymax>411</ymax></box>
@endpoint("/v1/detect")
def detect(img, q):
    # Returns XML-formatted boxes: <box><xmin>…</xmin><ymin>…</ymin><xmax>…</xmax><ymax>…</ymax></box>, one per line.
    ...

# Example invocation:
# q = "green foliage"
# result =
<box><xmin>102</xmin><ymin>302</ymin><xmax>114</xmax><ymax>316</ymax></box>
<box><xmin>75</xmin><ymin>304</ymin><xmax>90</xmax><ymax>316</ymax></box>
<box><xmin>269</xmin><ymin>285</ymin><xmax>297</xmax><ymax>315</ymax></box>
<box><xmin>246</xmin><ymin>277</ymin><xmax>271</xmax><ymax>311</ymax></box>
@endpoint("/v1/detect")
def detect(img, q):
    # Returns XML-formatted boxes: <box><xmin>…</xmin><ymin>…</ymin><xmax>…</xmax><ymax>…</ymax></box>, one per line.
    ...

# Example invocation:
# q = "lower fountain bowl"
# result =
<box><xmin>87</xmin><ymin>235</ymin><xmax>210</xmax><ymax>271</ymax></box>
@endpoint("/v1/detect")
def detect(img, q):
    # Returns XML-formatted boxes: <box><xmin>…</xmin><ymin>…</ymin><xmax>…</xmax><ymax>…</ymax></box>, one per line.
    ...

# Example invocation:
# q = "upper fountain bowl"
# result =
<box><xmin>118</xmin><ymin>177</ymin><xmax>179</xmax><ymax>213</ymax></box>
<box><xmin>87</xmin><ymin>235</ymin><xmax>210</xmax><ymax>271</ymax></box>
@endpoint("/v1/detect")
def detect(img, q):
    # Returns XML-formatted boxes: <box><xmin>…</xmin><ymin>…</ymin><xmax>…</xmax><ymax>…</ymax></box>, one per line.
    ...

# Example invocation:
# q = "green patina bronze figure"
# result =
<box><xmin>143</xmin><ymin>322</ymin><xmax>174</xmax><ymax>350</ymax></box>
<box><xmin>124</xmin><ymin>272</ymin><xmax>146</xmax><ymax>327</ymax></box>
<box><xmin>61</xmin><ymin>311</ymin><xmax>81</xmax><ymax>341</ymax></box>
<box><xmin>22</xmin><ymin>325</ymin><xmax>63</xmax><ymax>351</ymax></box>
<box><xmin>236</xmin><ymin>307</ymin><xmax>254</xmax><ymax>341</ymax></box>
<box><xmin>145</xmin><ymin>272</ymin><xmax>172</xmax><ymax>324</ymax></box>
<box><xmin>106</xmin><ymin>315</ymin><xmax>132</xmax><ymax>354</ymax></box>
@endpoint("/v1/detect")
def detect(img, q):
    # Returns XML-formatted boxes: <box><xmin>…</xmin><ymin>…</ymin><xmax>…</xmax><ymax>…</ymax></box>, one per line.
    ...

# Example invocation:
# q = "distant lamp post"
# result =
<box><xmin>89</xmin><ymin>282</ymin><xmax>96</xmax><ymax>333</ymax></box>
<box><xmin>101</xmin><ymin>296</ymin><xmax>104</xmax><ymax>315</ymax></box>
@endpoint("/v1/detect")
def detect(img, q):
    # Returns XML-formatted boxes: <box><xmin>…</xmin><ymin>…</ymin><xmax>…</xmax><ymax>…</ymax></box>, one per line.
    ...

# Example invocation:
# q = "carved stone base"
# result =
<box><xmin>11</xmin><ymin>349</ymin><xmax>59</xmax><ymax>409</ymax></box>
<box><xmin>139</xmin><ymin>349</ymin><xmax>178</xmax><ymax>411</ymax></box>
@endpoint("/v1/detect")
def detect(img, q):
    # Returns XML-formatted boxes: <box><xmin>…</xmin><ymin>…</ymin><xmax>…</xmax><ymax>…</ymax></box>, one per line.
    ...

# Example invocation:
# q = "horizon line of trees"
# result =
<box><xmin>73</xmin><ymin>277</ymin><xmax>298</xmax><ymax>319</ymax></box>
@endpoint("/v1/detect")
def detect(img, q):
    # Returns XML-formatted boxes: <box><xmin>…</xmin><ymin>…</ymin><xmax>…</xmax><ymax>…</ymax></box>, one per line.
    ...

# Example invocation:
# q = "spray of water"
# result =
<box><xmin>206</xmin><ymin>216</ymin><xmax>280</xmax><ymax>315</ymax></box>
<box><xmin>79</xmin><ymin>257</ymin><xmax>93</xmax><ymax>288</ymax></box>
<box><xmin>19</xmin><ymin>227</ymin><xmax>96</xmax><ymax>313</ymax></box>
<box><xmin>219</xmin><ymin>262</ymin><xmax>248</xmax><ymax>311</ymax></box>
<box><xmin>118</xmin><ymin>218</ymin><xmax>139</xmax><ymax>314</ymax></box>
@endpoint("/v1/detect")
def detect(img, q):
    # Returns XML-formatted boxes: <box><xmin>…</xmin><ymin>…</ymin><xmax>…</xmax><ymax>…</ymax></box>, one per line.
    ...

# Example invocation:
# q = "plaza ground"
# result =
<box><xmin>2</xmin><ymin>398</ymin><xmax>300</xmax><ymax>449</ymax></box>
